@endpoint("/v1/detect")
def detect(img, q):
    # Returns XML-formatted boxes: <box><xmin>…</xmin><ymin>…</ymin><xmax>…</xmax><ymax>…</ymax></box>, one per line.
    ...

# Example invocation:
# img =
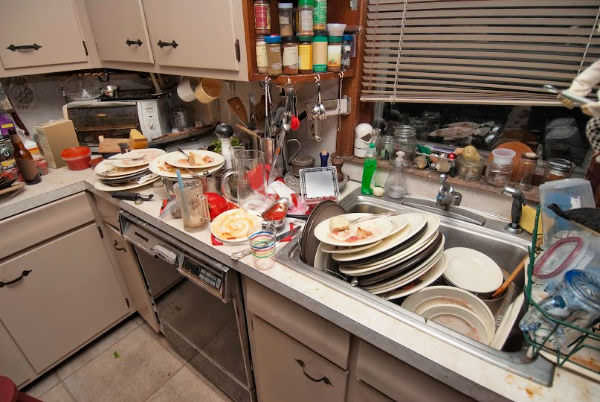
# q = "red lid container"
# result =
<box><xmin>61</xmin><ymin>146</ymin><xmax>91</xmax><ymax>170</ymax></box>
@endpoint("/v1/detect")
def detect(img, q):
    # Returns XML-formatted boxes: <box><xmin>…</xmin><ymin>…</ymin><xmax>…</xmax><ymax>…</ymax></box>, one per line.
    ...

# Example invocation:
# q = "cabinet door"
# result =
<box><xmin>249</xmin><ymin>315</ymin><xmax>348</xmax><ymax>402</ymax></box>
<box><xmin>0</xmin><ymin>320</ymin><xmax>35</xmax><ymax>387</ymax></box>
<box><xmin>0</xmin><ymin>0</ymin><xmax>87</xmax><ymax>69</ymax></box>
<box><xmin>143</xmin><ymin>0</ymin><xmax>239</xmax><ymax>71</ymax></box>
<box><xmin>0</xmin><ymin>224</ymin><xmax>129</xmax><ymax>372</ymax></box>
<box><xmin>84</xmin><ymin>0</ymin><xmax>154</xmax><ymax>64</ymax></box>
<box><xmin>105</xmin><ymin>225</ymin><xmax>160</xmax><ymax>332</ymax></box>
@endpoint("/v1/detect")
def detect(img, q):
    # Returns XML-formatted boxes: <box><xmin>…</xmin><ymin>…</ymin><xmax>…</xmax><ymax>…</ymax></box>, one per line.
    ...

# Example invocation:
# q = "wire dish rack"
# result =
<box><xmin>522</xmin><ymin>206</ymin><xmax>600</xmax><ymax>376</ymax></box>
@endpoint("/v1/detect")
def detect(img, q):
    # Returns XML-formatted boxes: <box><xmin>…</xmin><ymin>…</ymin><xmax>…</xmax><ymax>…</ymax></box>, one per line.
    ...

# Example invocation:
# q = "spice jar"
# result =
<box><xmin>341</xmin><ymin>34</ymin><xmax>353</xmax><ymax>71</ymax></box>
<box><xmin>519</xmin><ymin>152</ymin><xmax>538</xmax><ymax>190</ymax></box>
<box><xmin>256</xmin><ymin>35</ymin><xmax>268</xmax><ymax>74</ymax></box>
<box><xmin>298</xmin><ymin>36</ymin><xmax>313</xmax><ymax>73</ymax></box>
<box><xmin>393</xmin><ymin>125</ymin><xmax>417</xmax><ymax>161</ymax></box>
<box><xmin>282</xmin><ymin>36</ymin><xmax>299</xmax><ymax>75</ymax></box>
<box><xmin>298</xmin><ymin>0</ymin><xmax>314</xmax><ymax>37</ymax></box>
<box><xmin>327</xmin><ymin>35</ymin><xmax>342</xmax><ymax>72</ymax></box>
<box><xmin>485</xmin><ymin>149</ymin><xmax>515</xmax><ymax>187</ymax></box>
<box><xmin>254</xmin><ymin>0</ymin><xmax>271</xmax><ymax>35</ymax></box>
<box><xmin>313</xmin><ymin>0</ymin><xmax>327</xmax><ymax>31</ymax></box>
<box><xmin>545</xmin><ymin>158</ymin><xmax>574</xmax><ymax>182</ymax></box>
<box><xmin>278</xmin><ymin>2</ymin><xmax>294</xmax><ymax>36</ymax></box>
<box><xmin>312</xmin><ymin>32</ymin><xmax>328</xmax><ymax>72</ymax></box>
<box><xmin>264</xmin><ymin>35</ymin><xmax>282</xmax><ymax>76</ymax></box>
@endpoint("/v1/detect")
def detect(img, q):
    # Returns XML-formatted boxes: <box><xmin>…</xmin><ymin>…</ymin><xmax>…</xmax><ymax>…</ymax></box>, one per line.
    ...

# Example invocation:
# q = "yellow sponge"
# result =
<box><xmin>520</xmin><ymin>204</ymin><xmax>542</xmax><ymax>235</ymax></box>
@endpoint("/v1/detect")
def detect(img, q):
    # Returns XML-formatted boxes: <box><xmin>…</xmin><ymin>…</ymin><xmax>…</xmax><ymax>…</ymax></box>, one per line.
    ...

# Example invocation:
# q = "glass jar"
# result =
<box><xmin>282</xmin><ymin>36</ymin><xmax>299</xmax><ymax>75</ymax></box>
<box><xmin>278</xmin><ymin>2</ymin><xmax>294</xmax><ymax>36</ymax></box>
<box><xmin>298</xmin><ymin>0</ymin><xmax>314</xmax><ymax>37</ymax></box>
<box><xmin>327</xmin><ymin>35</ymin><xmax>342</xmax><ymax>72</ymax></box>
<box><xmin>545</xmin><ymin>158</ymin><xmax>574</xmax><ymax>182</ymax></box>
<box><xmin>456</xmin><ymin>156</ymin><xmax>484</xmax><ymax>181</ymax></box>
<box><xmin>341</xmin><ymin>34</ymin><xmax>352</xmax><ymax>71</ymax></box>
<box><xmin>485</xmin><ymin>149</ymin><xmax>515</xmax><ymax>187</ymax></box>
<box><xmin>377</xmin><ymin>135</ymin><xmax>394</xmax><ymax>160</ymax></box>
<box><xmin>264</xmin><ymin>35</ymin><xmax>282</xmax><ymax>76</ymax></box>
<box><xmin>393</xmin><ymin>125</ymin><xmax>417</xmax><ymax>161</ymax></box>
<box><xmin>312</xmin><ymin>32</ymin><xmax>328</xmax><ymax>72</ymax></box>
<box><xmin>313</xmin><ymin>0</ymin><xmax>327</xmax><ymax>31</ymax></box>
<box><xmin>519</xmin><ymin>152</ymin><xmax>538</xmax><ymax>190</ymax></box>
<box><xmin>255</xmin><ymin>35</ymin><xmax>268</xmax><ymax>74</ymax></box>
<box><xmin>254</xmin><ymin>0</ymin><xmax>271</xmax><ymax>35</ymax></box>
<box><xmin>298</xmin><ymin>36</ymin><xmax>313</xmax><ymax>73</ymax></box>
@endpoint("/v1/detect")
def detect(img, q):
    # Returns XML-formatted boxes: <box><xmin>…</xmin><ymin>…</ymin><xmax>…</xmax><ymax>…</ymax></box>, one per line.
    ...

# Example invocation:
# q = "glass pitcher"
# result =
<box><xmin>221</xmin><ymin>150</ymin><xmax>269</xmax><ymax>215</ymax></box>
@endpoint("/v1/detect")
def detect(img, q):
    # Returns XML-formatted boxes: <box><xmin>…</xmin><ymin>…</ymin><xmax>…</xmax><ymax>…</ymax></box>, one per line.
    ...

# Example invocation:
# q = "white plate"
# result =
<box><xmin>383</xmin><ymin>253</ymin><xmax>448</xmax><ymax>300</ymax></box>
<box><xmin>109</xmin><ymin>148</ymin><xmax>165</xmax><ymax>168</ymax></box>
<box><xmin>491</xmin><ymin>293</ymin><xmax>524</xmax><ymax>350</ymax></box>
<box><xmin>314</xmin><ymin>213</ymin><xmax>399</xmax><ymax>247</ymax></box>
<box><xmin>314</xmin><ymin>244</ymin><xmax>333</xmax><ymax>271</ymax></box>
<box><xmin>94</xmin><ymin>159</ymin><xmax>148</xmax><ymax>177</ymax></box>
<box><xmin>93</xmin><ymin>174</ymin><xmax>160</xmax><ymax>192</ymax></box>
<box><xmin>149</xmin><ymin>153</ymin><xmax>224</xmax><ymax>178</ymax></box>
<box><xmin>320</xmin><ymin>240</ymin><xmax>383</xmax><ymax>254</ymax></box>
<box><xmin>363</xmin><ymin>236</ymin><xmax>445</xmax><ymax>294</ymax></box>
<box><xmin>444</xmin><ymin>247</ymin><xmax>504</xmax><ymax>293</ymax></box>
<box><xmin>210</xmin><ymin>208</ymin><xmax>262</xmax><ymax>244</ymax></box>
<box><xmin>164</xmin><ymin>150</ymin><xmax>224</xmax><ymax>169</ymax></box>
<box><xmin>421</xmin><ymin>303</ymin><xmax>492</xmax><ymax>345</ymax></box>
<box><xmin>333</xmin><ymin>213</ymin><xmax>432</xmax><ymax>263</ymax></box>
<box><xmin>402</xmin><ymin>286</ymin><xmax>496</xmax><ymax>342</ymax></box>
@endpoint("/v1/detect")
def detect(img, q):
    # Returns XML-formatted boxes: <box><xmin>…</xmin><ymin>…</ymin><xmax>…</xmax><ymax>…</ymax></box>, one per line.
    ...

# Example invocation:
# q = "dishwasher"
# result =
<box><xmin>120</xmin><ymin>212</ymin><xmax>255</xmax><ymax>402</ymax></box>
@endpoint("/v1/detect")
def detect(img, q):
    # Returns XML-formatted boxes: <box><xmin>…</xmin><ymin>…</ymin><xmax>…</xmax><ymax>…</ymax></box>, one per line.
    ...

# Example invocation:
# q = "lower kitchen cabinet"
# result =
<box><xmin>249</xmin><ymin>315</ymin><xmax>349</xmax><ymax>402</ymax></box>
<box><xmin>0</xmin><ymin>320</ymin><xmax>35</xmax><ymax>387</ymax></box>
<box><xmin>0</xmin><ymin>223</ymin><xmax>130</xmax><ymax>373</ymax></box>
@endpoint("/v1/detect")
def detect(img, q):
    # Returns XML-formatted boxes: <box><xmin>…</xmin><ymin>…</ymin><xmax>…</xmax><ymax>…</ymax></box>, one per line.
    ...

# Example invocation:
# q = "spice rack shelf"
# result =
<box><xmin>251</xmin><ymin>69</ymin><xmax>354</xmax><ymax>85</ymax></box>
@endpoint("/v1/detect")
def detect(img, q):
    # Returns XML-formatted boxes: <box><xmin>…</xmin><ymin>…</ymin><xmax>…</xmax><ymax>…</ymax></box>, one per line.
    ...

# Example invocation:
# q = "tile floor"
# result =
<box><xmin>23</xmin><ymin>315</ymin><xmax>232</xmax><ymax>402</ymax></box>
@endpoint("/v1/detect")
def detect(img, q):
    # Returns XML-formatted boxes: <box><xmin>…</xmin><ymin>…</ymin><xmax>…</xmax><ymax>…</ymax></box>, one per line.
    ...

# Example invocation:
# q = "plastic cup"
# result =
<box><xmin>249</xmin><ymin>231</ymin><xmax>276</xmax><ymax>270</ymax></box>
<box><xmin>491</xmin><ymin>149</ymin><xmax>516</xmax><ymax>166</ymax></box>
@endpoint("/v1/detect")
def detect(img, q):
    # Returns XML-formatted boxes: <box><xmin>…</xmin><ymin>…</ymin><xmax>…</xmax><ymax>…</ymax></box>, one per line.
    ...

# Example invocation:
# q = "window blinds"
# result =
<box><xmin>361</xmin><ymin>0</ymin><xmax>600</xmax><ymax>105</ymax></box>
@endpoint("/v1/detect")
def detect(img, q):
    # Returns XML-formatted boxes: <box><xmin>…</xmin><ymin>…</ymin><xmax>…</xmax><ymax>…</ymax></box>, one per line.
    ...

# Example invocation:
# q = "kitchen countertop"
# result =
<box><xmin>2</xmin><ymin>167</ymin><xmax>598</xmax><ymax>402</ymax></box>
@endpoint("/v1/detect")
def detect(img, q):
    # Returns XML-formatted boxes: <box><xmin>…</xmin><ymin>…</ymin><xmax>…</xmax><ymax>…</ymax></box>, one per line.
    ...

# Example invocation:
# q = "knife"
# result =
<box><xmin>231</xmin><ymin>226</ymin><xmax>301</xmax><ymax>260</ymax></box>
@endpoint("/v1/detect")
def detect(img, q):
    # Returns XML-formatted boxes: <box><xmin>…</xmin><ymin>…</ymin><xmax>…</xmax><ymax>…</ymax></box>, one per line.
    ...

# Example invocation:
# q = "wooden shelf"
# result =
<box><xmin>251</xmin><ymin>69</ymin><xmax>354</xmax><ymax>85</ymax></box>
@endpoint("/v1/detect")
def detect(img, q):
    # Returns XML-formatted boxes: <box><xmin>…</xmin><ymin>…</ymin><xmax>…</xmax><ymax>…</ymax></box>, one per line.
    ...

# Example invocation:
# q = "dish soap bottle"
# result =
<box><xmin>361</xmin><ymin>142</ymin><xmax>377</xmax><ymax>195</ymax></box>
<box><xmin>385</xmin><ymin>151</ymin><xmax>408</xmax><ymax>199</ymax></box>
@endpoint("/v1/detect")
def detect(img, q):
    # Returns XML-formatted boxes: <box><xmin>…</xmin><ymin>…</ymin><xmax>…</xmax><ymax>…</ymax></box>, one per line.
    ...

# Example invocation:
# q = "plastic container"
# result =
<box><xmin>327</xmin><ymin>23</ymin><xmax>346</xmax><ymax>38</ymax></box>
<box><xmin>297</xmin><ymin>0</ymin><xmax>314</xmax><ymax>37</ymax></box>
<box><xmin>61</xmin><ymin>146</ymin><xmax>91</xmax><ymax>170</ymax></box>
<box><xmin>485</xmin><ymin>148</ymin><xmax>515</xmax><ymax>187</ymax></box>
<box><xmin>278</xmin><ymin>2</ymin><xmax>294</xmax><ymax>36</ymax></box>
<box><xmin>264</xmin><ymin>35</ymin><xmax>283</xmax><ymax>76</ymax></box>
<box><xmin>298</xmin><ymin>36</ymin><xmax>313</xmax><ymax>73</ymax></box>
<box><xmin>313</xmin><ymin>0</ymin><xmax>327</xmax><ymax>31</ymax></box>
<box><xmin>312</xmin><ymin>32</ymin><xmax>328</xmax><ymax>72</ymax></box>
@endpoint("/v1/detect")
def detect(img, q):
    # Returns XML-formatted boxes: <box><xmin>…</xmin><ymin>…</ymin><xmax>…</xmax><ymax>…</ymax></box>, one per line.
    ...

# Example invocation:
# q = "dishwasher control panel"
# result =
<box><xmin>180</xmin><ymin>256</ymin><xmax>225</xmax><ymax>296</ymax></box>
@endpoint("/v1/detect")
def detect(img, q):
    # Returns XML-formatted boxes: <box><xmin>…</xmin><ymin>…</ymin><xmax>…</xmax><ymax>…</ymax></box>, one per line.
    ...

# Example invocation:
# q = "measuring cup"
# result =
<box><xmin>221</xmin><ymin>150</ymin><xmax>269</xmax><ymax>215</ymax></box>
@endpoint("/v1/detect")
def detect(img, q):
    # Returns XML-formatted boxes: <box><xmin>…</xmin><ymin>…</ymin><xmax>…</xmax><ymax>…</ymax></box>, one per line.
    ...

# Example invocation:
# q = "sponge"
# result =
<box><xmin>129</xmin><ymin>129</ymin><xmax>148</xmax><ymax>149</ymax></box>
<box><xmin>520</xmin><ymin>204</ymin><xmax>542</xmax><ymax>235</ymax></box>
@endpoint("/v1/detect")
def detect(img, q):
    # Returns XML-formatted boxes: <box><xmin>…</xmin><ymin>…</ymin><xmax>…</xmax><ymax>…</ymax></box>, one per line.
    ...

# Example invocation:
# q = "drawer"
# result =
<box><xmin>94</xmin><ymin>194</ymin><xmax>120</xmax><ymax>229</ymax></box>
<box><xmin>243</xmin><ymin>278</ymin><xmax>351</xmax><ymax>369</ymax></box>
<box><xmin>356</xmin><ymin>340</ymin><xmax>474</xmax><ymax>402</ymax></box>
<box><xmin>0</xmin><ymin>192</ymin><xmax>95</xmax><ymax>259</ymax></box>
<box><xmin>250</xmin><ymin>315</ymin><xmax>348</xmax><ymax>402</ymax></box>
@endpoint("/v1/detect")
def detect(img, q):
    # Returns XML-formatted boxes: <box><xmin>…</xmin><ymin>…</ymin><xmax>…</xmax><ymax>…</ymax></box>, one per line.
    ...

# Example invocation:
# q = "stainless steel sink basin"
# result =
<box><xmin>275</xmin><ymin>189</ymin><xmax>555</xmax><ymax>386</ymax></box>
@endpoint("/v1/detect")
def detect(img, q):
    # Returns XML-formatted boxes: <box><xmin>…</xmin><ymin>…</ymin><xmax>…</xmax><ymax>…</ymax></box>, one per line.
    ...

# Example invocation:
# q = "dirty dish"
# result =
<box><xmin>95</xmin><ymin>159</ymin><xmax>148</xmax><ymax>177</ymax></box>
<box><xmin>382</xmin><ymin>253</ymin><xmax>449</xmax><ymax>300</ymax></box>
<box><xmin>443</xmin><ymin>247</ymin><xmax>503</xmax><ymax>294</ymax></box>
<box><xmin>164</xmin><ymin>150</ymin><xmax>224</xmax><ymax>169</ymax></box>
<box><xmin>93</xmin><ymin>174</ymin><xmax>160</xmax><ymax>192</ymax></box>
<box><xmin>421</xmin><ymin>303</ymin><xmax>492</xmax><ymax>345</ymax></box>
<box><xmin>210</xmin><ymin>208</ymin><xmax>262</xmax><ymax>244</ymax></box>
<box><xmin>313</xmin><ymin>213</ymin><xmax>397</xmax><ymax>247</ymax></box>
<box><xmin>149</xmin><ymin>153</ymin><xmax>224</xmax><ymax>179</ymax></box>
<box><xmin>300</xmin><ymin>200</ymin><xmax>344</xmax><ymax>266</ymax></box>
<box><xmin>320</xmin><ymin>240</ymin><xmax>383</xmax><ymax>254</ymax></box>
<box><xmin>109</xmin><ymin>148</ymin><xmax>165</xmax><ymax>168</ymax></box>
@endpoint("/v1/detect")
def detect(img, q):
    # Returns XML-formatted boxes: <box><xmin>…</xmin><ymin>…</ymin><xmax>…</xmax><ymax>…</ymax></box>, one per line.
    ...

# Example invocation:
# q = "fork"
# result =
<box><xmin>177</xmin><ymin>147</ymin><xmax>192</xmax><ymax>163</ymax></box>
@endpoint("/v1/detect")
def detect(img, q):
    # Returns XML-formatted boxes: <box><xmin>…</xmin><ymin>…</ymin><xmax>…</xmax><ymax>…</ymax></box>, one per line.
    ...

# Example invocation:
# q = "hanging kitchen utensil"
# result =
<box><xmin>337</xmin><ymin>72</ymin><xmax>344</xmax><ymax>135</ymax></box>
<box><xmin>227</xmin><ymin>97</ymin><xmax>249</xmax><ymax>127</ymax></box>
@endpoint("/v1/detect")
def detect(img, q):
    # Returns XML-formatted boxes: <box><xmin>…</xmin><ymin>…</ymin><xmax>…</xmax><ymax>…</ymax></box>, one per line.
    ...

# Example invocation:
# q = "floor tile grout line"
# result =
<box><xmin>62</xmin><ymin>379</ymin><xmax>80</xmax><ymax>402</ymax></box>
<box><xmin>142</xmin><ymin>364</ymin><xmax>186</xmax><ymax>402</ymax></box>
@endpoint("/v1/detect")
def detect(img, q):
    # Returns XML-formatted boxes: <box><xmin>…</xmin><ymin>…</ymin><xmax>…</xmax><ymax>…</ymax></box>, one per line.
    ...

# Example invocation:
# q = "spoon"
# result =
<box><xmin>177</xmin><ymin>147</ymin><xmax>192</xmax><ymax>163</ymax></box>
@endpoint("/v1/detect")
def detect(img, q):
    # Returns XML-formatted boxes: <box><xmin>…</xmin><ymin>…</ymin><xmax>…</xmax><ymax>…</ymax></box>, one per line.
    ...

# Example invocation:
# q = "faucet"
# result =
<box><xmin>436</xmin><ymin>174</ymin><xmax>462</xmax><ymax>210</ymax></box>
<box><xmin>503</xmin><ymin>186</ymin><xmax>524</xmax><ymax>233</ymax></box>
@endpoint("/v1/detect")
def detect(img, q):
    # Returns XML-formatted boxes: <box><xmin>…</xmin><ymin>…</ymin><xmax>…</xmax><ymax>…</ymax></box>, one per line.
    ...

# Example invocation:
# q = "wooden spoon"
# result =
<box><xmin>491</xmin><ymin>255</ymin><xmax>529</xmax><ymax>298</ymax></box>
<box><xmin>228</xmin><ymin>97</ymin><xmax>248</xmax><ymax>126</ymax></box>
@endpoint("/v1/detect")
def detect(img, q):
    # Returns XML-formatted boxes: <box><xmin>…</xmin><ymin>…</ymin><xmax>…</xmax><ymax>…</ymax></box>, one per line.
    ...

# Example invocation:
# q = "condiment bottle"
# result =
<box><xmin>264</xmin><ymin>35</ymin><xmax>283</xmax><ymax>76</ymax></box>
<box><xmin>282</xmin><ymin>36</ymin><xmax>299</xmax><ymax>75</ymax></box>
<box><xmin>256</xmin><ymin>35</ymin><xmax>268</xmax><ymax>74</ymax></box>
<box><xmin>298</xmin><ymin>36</ymin><xmax>313</xmax><ymax>73</ymax></box>
<box><xmin>9</xmin><ymin>127</ymin><xmax>40</xmax><ymax>184</ymax></box>
<box><xmin>278</xmin><ymin>2</ymin><xmax>294</xmax><ymax>37</ymax></box>
<box><xmin>254</xmin><ymin>0</ymin><xmax>271</xmax><ymax>35</ymax></box>
<box><xmin>327</xmin><ymin>34</ymin><xmax>342</xmax><ymax>72</ymax></box>
<box><xmin>519</xmin><ymin>152</ymin><xmax>538</xmax><ymax>191</ymax></box>
<box><xmin>361</xmin><ymin>142</ymin><xmax>377</xmax><ymax>195</ymax></box>
<box><xmin>215</xmin><ymin>123</ymin><xmax>234</xmax><ymax>170</ymax></box>
<box><xmin>313</xmin><ymin>0</ymin><xmax>327</xmax><ymax>31</ymax></box>
<box><xmin>297</xmin><ymin>0</ymin><xmax>314</xmax><ymax>37</ymax></box>
<box><xmin>312</xmin><ymin>32</ymin><xmax>328</xmax><ymax>73</ymax></box>
<box><xmin>320</xmin><ymin>150</ymin><xmax>329</xmax><ymax>167</ymax></box>
<box><xmin>341</xmin><ymin>34</ymin><xmax>353</xmax><ymax>71</ymax></box>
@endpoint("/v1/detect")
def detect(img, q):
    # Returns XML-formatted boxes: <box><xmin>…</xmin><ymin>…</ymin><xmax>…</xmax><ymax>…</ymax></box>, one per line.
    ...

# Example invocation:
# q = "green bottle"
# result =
<box><xmin>361</xmin><ymin>142</ymin><xmax>377</xmax><ymax>195</ymax></box>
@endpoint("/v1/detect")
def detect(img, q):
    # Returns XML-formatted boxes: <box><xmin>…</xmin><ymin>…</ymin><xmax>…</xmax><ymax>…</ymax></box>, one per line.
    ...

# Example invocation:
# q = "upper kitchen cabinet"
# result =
<box><xmin>0</xmin><ymin>0</ymin><xmax>98</xmax><ymax>76</ymax></box>
<box><xmin>141</xmin><ymin>0</ymin><xmax>248</xmax><ymax>80</ymax></box>
<box><xmin>84</xmin><ymin>0</ymin><xmax>154</xmax><ymax>64</ymax></box>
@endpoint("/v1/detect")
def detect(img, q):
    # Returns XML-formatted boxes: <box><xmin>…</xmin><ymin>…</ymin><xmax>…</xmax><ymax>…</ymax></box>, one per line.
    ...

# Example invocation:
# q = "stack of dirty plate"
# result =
<box><xmin>148</xmin><ymin>149</ymin><xmax>225</xmax><ymax>180</ymax></box>
<box><xmin>94</xmin><ymin>148</ymin><xmax>165</xmax><ymax>191</ymax></box>
<box><xmin>314</xmin><ymin>212</ymin><xmax>447</xmax><ymax>299</ymax></box>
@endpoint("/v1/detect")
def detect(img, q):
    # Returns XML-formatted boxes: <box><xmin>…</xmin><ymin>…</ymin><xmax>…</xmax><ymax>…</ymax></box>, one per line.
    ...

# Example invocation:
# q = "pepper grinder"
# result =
<box><xmin>320</xmin><ymin>150</ymin><xmax>329</xmax><ymax>167</ymax></box>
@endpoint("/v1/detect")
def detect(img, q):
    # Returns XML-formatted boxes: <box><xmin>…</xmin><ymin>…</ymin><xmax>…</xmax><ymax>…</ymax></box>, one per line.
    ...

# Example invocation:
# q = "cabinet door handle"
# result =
<box><xmin>0</xmin><ymin>269</ymin><xmax>32</xmax><ymax>288</ymax></box>
<box><xmin>7</xmin><ymin>43</ymin><xmax>42</xmax><ymax>52</ymax></box>
<box><xmin>113</xmin><ymin>240</ymin><xmax>126</xmax><ymax>252</ymax></box>
<box><xmin>295</xmin><ymin>359</ymin><xmax>332</xmax><ymax>386</ymax></box>
<box><xmin>157</xmin><ymin>40</ymin><xmax>178</xmax><ymax>48</ymax></box>
<box><xmin>126</xmin><ymin>39</ymin><xmax>143</xmax><ymax>47</ymax></box>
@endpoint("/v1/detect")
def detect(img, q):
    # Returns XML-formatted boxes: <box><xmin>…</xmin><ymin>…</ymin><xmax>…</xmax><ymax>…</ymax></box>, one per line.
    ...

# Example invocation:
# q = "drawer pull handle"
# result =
<box><xmin>295</xmin><ymin>359</ymin><xmax>332</xmax><ymax>386</ymax></box>
<box><xmin>113</xmin><ymin>240</ymin><xmax>126</xmax><ymax>252</ymax></box>
<box><xmin>126</xmin><ymin>39</ymin><xmax>143</xmax><ymax>47</ymax></box>
<box><xmin>7</xmin><ymin>43</ymin><xmax>42</xmax><ymax>51</ymax></box>
<box><xmin>0</xmin><ymin>269</ymin><xmax>32</xmax><ymax>288</ymax></box>
<box><xmin>157</xmin><ymin>40</ymin><xmax>178</xmax><ymax>48</ymax></box>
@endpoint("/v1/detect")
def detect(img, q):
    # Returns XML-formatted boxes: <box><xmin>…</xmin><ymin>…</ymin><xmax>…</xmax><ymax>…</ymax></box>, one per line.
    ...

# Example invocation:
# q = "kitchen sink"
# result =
<box><xmin>275</xmin><ymin>188</ymin><xmax>555</xmax><ymax>386</ymax></box>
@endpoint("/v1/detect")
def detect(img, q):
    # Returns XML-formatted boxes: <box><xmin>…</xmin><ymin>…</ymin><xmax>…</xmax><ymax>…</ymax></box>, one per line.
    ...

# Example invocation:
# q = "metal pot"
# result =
<box><xmin>161</xmin><ymin>167</ymin><xmax>228</xmax><ymax>197</ymax></box>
